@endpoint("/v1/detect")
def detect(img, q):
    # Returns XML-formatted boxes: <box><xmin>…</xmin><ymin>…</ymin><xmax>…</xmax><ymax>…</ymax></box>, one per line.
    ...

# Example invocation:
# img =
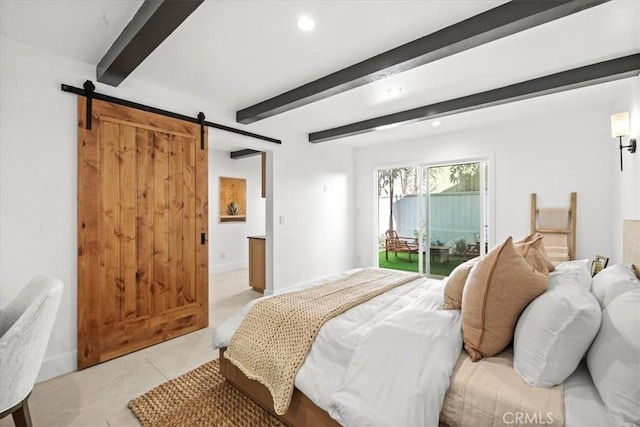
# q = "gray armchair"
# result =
<box><xmin>0</xmin><ymin>277</ymin><xmax>63</xmax><ymax>426</ymax></box>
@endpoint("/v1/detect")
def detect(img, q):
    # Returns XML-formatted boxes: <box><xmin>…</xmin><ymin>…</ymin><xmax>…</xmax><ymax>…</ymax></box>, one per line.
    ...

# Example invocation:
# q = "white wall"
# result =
<box><xmin>353</xmin><ymin>92</ymin><xmax>635</xmax><ymax>269</ymax></box>
<box><xmin>0</xmin><ymin>37</ymin><xmax>355</xmax><ymax>381</ymax></box>
<box><xmin>209</xmin><ymin>150</ymin><xmax>265</xmax><ymax>273</ymax></box>
<box><xmin>270</xmin><ymin>140</ymin><xmax>355</xmax><ymax>289</ymax></box>
<box><xmin>611</xmin><ymin>76</ymin><xmax>640</xmax><ymax>262</ymax></box>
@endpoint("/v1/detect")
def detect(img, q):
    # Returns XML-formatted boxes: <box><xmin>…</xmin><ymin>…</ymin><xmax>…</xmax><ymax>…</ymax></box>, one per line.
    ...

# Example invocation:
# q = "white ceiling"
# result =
<box><xmin>1</xmin><ymin>0</ymin><xmax>639</xmax><ymax>150</ymax></box>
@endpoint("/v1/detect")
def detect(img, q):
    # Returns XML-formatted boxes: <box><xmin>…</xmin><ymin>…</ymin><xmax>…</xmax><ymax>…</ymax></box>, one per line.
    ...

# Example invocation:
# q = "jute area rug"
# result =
<box><xmin>128</xmin><ymin>359</ymin><xmax>285</xmax><ymax>427</ymax></box>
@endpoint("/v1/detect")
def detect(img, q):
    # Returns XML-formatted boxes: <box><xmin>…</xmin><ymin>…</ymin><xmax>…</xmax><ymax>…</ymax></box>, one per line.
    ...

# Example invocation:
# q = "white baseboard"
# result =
<box><xmin>210</xmin><ymin>260</ymin><xmax>248</xmax><ymax>275</ymax></box>
<box><xmin>37</xmin><ymin>351</ymin><xmax>77</xmax><ymax>383</ymax></box>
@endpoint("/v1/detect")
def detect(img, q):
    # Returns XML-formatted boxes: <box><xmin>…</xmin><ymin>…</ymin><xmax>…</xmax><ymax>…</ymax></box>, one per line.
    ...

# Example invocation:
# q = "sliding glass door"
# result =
<box><xmin>377</xmin><ymin>167</ymin><xmax>420</xmax><ymax>273</ymax></box>
<box><xmin>376</xmin><ymin>159</ymin><xmax>490</xmax><ymax>277</ymax></box>
<box><xmin>419</xmin><ymin>161</ymin><xmax>489</xmax><ymax>278</ymax></box>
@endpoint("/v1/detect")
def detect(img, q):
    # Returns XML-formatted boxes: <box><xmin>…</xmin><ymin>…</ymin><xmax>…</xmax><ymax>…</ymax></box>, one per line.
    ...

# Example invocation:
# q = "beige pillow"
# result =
<box><xmin>515</xmin><ymin>235</ymin><xmax>550</xmax><ymax>275</ymax></box>
<box><xmin>462</xmin><ymin>237</ymin><xmax>548</xmax><ymax>361</ymax></box>
<box><xmin>513</xmin><ymin>233</ymin><xmax>537</xmax><ymax>244</ymax></box>
<box><xmin>515</xmin><ymin>233</ymin><xmax>555</xmax><ymax>272</ymax></box>
<box><xmin>443</xmin><ymin>257</ymin><xmax>480</xmax><ymax>310</ymax></box>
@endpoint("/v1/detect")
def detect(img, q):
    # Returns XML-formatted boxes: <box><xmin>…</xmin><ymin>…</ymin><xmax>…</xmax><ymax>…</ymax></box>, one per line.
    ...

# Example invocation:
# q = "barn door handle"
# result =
<box><xmin>201</xmin><ymin>232</ymin><xmax>206</xmax><ymax>245</ymax></box>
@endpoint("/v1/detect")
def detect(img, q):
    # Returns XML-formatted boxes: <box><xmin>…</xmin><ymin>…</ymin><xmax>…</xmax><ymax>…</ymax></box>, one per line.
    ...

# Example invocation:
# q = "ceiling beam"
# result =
<box><xmin>309</xmin><ymin>53</ymin><xmax>640</xmax><ymax>143</ymax></box>
<box><xmin>97</xmin><ymin>0</ymin><xmax>204</xmax><ymax>86</ymax></box>
<box><xmin>236</xmin><ymin>0</ymin><xmax>609</xmax><ymax>124</ymax></box>
<box><xmin>230</xmin><ymin>149</ymin><xmax>262</xmax><ymax>159</ymax></box>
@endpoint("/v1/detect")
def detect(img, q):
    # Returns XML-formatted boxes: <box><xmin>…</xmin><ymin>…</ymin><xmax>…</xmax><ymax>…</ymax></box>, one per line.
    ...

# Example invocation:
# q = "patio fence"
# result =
<box><xmin>378</xmin><ymin>192</ymin><xmax>481</xmax><ymax>248</ymax></box>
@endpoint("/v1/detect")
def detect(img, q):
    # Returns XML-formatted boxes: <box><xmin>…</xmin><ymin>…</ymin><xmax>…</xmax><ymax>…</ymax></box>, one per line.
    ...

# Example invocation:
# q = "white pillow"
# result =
<box><xmin>514</xmin><ymin>283</ymin><xmax>601</xmax><ymax>387</ymax></box>
<box><xmin>591</xmin><ymin>264</ymin><xmax>639</xmax><ymax>308</ymax></box>
<box><xmin>548</xmin><ymin>259</ymin><xmax>592</xmax><ymax>291</ymax></box>
<box><xmin>587</xmin><ymin>288</ymin><xmax>640</xmax><ymax>425</ymax></box>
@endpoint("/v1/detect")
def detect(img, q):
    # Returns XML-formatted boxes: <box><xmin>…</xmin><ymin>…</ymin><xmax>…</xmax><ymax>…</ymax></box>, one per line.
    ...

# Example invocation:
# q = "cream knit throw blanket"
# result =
<box><xmin>224</xmin><ymin>268</ymin><xmax>421</xmax><ymax>415</ymax></box>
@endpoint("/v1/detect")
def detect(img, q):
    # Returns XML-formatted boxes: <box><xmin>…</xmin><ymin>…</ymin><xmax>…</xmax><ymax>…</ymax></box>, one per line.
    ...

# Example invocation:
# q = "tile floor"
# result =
<box><xmin>1</xmin><ymin>269</ymin><xmax>261</xmax><ymax>427</ymax></box>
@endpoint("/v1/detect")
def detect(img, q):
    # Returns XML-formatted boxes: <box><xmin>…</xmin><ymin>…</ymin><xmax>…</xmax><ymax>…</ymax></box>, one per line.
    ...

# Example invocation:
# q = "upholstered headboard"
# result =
<box><xmin>623</xmin><ymin>219</ymin><xmax>640</xmax><ymax>277</ymax></box>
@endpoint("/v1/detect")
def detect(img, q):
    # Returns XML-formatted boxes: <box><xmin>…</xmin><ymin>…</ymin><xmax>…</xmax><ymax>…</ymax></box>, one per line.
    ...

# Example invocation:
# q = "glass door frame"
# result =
<box><xmin>373</xmin><ymin>155</ymin><xmax>494</xmax><ymax>277</ymax></box>
<box><xmin>417</xmin><ymin>155</ymin><xmax>494</xmax><ymax>277</ymax></box>
<box><xmin>373</xmin><ymin>162</ymin><xmax>422</xmax><ymax>273</ymax></box>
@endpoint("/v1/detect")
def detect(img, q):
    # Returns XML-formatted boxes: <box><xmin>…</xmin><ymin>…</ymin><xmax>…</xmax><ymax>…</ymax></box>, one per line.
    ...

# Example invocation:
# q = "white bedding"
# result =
<box><xmin>214</xmin><ymin>268</ymin><xmax>636</xmax><ymax>427</ymax></box>
<box><xmin>212</xmin><ymin>269</ymin><xmax>462</xmax><ymax>427</ymax></box>
<box><xmin>564</xmin><ymin>361</ymin><xmax>635</xmax><ymax>427</ymax></box>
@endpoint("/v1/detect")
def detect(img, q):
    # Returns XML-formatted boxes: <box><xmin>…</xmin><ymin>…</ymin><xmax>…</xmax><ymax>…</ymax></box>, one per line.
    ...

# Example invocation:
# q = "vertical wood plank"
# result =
<box><xmin>531</xmin><ymin>193</ymin><xmax>537</xmax><ymax>234</ymax></box>
<box><xmin>168</xmin><ymin>134</ymin><xmax>184</xmax><ymax>308</ymax></box>
<box><xmin>153</xmin><ymin>132</ymin><xmax>170</xmax><ymax>313</ymax></box>
<box><xmin>136</xmin><ymin>129</ymin><xmax>154</xmax><ymax>317</ymax></box>
<box><xmin>182</xmin><ymin>135</ymin><xmax>196</xmax><ymax>304</ymax></box>
<box><xmin>195</xmin><ymin>128</ymin><xmax>209</xmax><ymax>328</ymax></box>
<box><xmin>120</xmin><ymin>125</ymin><xmax>138</xmax><ymax>320</ymax></box>
<box><xmin>101</xmin><ymin>121</ymin><xmax>121</xmax><ymax>324</ymax></box>
<box><xmin>77</xmin><ymin>97</ymin><xmax>101</xmax><ymax>368</ymax></box>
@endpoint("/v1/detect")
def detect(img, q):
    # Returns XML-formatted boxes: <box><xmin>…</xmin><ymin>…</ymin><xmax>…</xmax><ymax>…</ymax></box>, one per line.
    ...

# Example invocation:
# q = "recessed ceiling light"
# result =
<box><xmin>297</xmin><ymin>16</ymin><xmax>315</xmax><ymax>32</ymax></box>
<box><xmin>386</xmin><ymin>87</ymin><xmax>403</xmax><ymax>98</ymax></box>
<box><xmin>432</xmin><ymin>120</ymin><xmax>441</xmax><ymax>127</ymax></box>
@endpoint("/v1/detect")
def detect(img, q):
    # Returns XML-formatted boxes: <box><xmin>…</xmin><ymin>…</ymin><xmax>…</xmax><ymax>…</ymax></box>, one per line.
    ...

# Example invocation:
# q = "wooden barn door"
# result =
<box><xmin>77</xmin><ymin>98</ymin><xmax>208</xmax><ymax>369</ymax></box>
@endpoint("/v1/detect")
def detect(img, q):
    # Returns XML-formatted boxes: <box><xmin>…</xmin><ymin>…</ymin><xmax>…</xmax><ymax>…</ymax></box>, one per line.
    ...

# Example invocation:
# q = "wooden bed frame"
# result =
<box><xmin>219</xmin><ymin>348</ymin><xmax>339</xmax><ymax>427</ymax></box>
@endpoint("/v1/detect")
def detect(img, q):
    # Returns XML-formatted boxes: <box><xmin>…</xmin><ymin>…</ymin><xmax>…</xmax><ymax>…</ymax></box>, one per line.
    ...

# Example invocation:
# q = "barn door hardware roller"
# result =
<box><xmin>83</xmin><ymin>80</ymin><xmax>95</xmax><ymax>130</ymax></box>
<box><xmin>198</xmin><ymin>112</ymin><xmax>205</xmax><ymax>150</ymax></box>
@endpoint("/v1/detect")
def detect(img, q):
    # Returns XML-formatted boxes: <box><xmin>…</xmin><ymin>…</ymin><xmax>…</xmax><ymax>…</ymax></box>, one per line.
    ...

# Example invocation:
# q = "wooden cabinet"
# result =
<box><xmin>248</xmin><ymin>236</ymin><xmax>265</xmax><ymax>292</ymax></box>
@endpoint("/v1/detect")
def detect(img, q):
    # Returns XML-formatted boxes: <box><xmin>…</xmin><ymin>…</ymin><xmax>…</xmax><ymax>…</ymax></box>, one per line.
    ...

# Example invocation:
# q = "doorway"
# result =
<box><xmin>376</xmin><ymin>159</ymin><xmax>490</xmax><ymax>277</ymax></box>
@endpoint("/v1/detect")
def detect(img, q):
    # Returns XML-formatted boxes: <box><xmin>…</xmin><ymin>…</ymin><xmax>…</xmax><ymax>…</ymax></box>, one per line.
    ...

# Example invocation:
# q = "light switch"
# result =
<box><xmin>279</xmin><ymin>215</ymin><xmax>285</xmax><ymax>225</ymax></box>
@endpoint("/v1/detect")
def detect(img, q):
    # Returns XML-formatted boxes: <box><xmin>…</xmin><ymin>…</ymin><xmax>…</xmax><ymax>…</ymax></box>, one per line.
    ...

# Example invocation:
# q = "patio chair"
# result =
<box><xmin>385</xmin><ymin>230</ymin><xmax>420</xmax><ymax>262</ymax></box>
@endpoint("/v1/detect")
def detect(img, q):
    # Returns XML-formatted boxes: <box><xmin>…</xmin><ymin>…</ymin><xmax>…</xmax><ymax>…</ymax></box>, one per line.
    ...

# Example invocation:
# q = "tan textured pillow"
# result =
<box><xmin>443</xmin><ymin>257</ymin><xmax>480</xmax><ymax>310</ymax></box>
<box><xmin>515</xmin><ymin>233</ymin><xmax>555</xmax><ymax>272</ymax></box>
<box><xmin>462</xmin><ymin>237</ymin><xmax>548</xmax><ymax>361</ymax></box>
<box><xmin>513</xmin><ymin>233</ymin><xmax>537</xmax><ymax>244</ymax></box>
<box><xmin>515</xmin><ymin>236</ymin><xmax>550</xmax><ymax>275</ymax></box>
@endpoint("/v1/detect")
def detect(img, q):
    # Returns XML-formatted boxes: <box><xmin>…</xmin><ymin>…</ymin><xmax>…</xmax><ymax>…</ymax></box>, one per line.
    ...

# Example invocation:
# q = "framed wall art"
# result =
<box><xmin>219</xmin><ymin>176</ymin><xmax>246</xmax><ymax>222</ymax></box>
<box><xmin>590</xmin><ymin>254</ymin><xmax>609</xmax><ymax>276</ymax></box>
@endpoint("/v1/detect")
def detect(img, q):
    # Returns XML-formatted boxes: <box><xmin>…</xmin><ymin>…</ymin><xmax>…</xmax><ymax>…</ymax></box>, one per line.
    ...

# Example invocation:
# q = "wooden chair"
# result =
<box><xmin>385</xmin><ymin>230</ymin><xmax>419</xmax><ymax>262</ymax></box>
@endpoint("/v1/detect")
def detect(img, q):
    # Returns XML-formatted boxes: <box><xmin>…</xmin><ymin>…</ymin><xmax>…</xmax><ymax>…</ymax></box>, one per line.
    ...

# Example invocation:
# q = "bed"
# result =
<box><xmin>213</xmin><ymin>220</ymin><xmax>640</xmax><ymax>427</ymax></box>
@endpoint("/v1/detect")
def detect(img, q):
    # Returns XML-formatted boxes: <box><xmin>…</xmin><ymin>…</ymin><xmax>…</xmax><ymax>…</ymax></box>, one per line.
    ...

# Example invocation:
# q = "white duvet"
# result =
<box><xmin>212</xmin><ymin>270</ymin><xmax>462</xmax><ymax>427</ymax></box>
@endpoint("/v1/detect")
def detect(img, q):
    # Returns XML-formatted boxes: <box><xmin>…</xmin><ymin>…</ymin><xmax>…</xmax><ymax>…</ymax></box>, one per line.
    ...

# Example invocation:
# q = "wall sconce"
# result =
<box><xmin>611</xmin><ymin>112</ymin><xmax>636</xmax><ymax>172</ymax></box>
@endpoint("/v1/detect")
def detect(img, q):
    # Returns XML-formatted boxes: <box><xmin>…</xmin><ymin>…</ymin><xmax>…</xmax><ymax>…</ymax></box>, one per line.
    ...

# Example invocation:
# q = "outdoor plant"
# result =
<box><xmin>431</xmin><ymin>233</ymin><xmax>445</xmax><ymax>247</ymax></box>
<box><xmin>453</xmin><ymin>237</ymin><xmax>468</xmax><ymax>256</ymax></box>
<box><xmin>413</xmin><ymin>229</ymin><xmax>426</xmax><ymax>246</ymax></box>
